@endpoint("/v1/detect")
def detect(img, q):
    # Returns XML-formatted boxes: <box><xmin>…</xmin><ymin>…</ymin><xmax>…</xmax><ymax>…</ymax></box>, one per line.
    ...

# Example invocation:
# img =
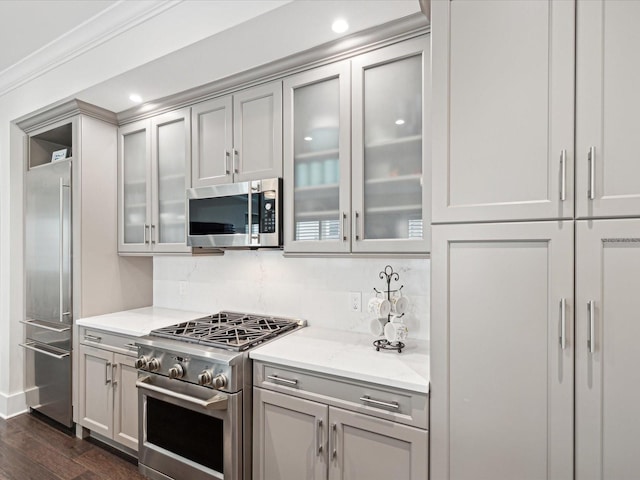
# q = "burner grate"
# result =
<box><xmin>150</xmin><ymin>311</ymin><xmax>300</xmax><ymax>351</ymax></box>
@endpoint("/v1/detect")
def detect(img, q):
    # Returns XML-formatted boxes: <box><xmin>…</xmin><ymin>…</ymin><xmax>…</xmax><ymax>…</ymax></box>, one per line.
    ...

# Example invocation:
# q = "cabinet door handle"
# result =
<box><xmin>150</xmin><ymin>224</ymin><xmax>156</xmax><ymax>244</ymax></box>
<box><xmin>112</xmin><ymin>364</ymin><xmax>118</xmax><ymax>387</ymax></box>
<box><xmin>233</xmin><ymin>149</ymin><xmax>239</xmax><ymax>174</ymax></box>
<box><xmin>316</xmin><ymin>419</ymin><xmax>323</xmax><ymax>454</ymax></box>
<box><xmin>225</xmin><ymin>150</ymin><xmax>231</xmax><ymax>175</ymax></box>
<box><xmin>355</xmin><ymin>211</ymin><xmax>361</xmax><ymax>241</ymax></box>
<box><xmin>342</xmin><ymin>212</ymin><xmax>348</xmax><ymax>242</ymax></box>
<box><xmin>588</xmin><ymin>146</ymin><xmax>596</xmax><ymax>200</ymax></box>
<box><xmin>559</xmin><ymin>150</ymin><xmax>567</xmax><ymax>201</ymax></box>
<box><xmin>144</xmin><ymin>224</ymin><xmax>149</xmax><ymax>244</ymax></box>
<box><xmin>83</xmin><ymin>334</ymin><xmax>102</xmax><ymax>343</ymax></box>
<box><xmin>266</xmin><ymin>374</ymin><xmax>298</xmax><ymax>386</ymax></box>
<box><xmin>105</xmin><ymin>362</ymin><xmax>112</xmax><ymax>385</ymax></box>
<box><xmin>559</xmin><ymin>298</ymin><xmax>566</xmax><ymax>350</ymax></box>
<box><xmin>587</xmin><ymin>300</ymin><xmax>596</xmax><ymax>354</ymax></box>
<box><xmin>359</xmin><ymin>395</ymin><xmax>400</xmax><ymax>410</ymax></box>
<box><xmin>330</xmin><ymin>423</ymin><xmax>337</xmax><ymax>459</ymax></box>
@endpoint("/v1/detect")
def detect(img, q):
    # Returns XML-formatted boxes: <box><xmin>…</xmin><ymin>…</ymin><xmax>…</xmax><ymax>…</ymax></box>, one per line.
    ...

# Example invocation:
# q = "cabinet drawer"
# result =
<box><xmin>254</xmin><ymin>362</ymin><xmax>428</xmax><ymax>429</ymax></box>
<box><xmin>79</xmin><ymin>327</ymin><xmax>138</xmax><ymax>356</ymax></box>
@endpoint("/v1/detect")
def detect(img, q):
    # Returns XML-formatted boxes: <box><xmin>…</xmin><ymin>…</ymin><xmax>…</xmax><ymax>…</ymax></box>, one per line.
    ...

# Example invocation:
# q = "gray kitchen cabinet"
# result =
<box><xmin>575</xmin><ymin>219</ymin><xmax>640</xmax><ymax>480</ymax></box>
<box><xmin>283</xmin><ymin>61</ymin><xmax>351</xmax><ymax>253</ymax></box>
<box><xmin>575</xmin><ymin>1</ymin><xmax>640</xmax><ymax>218</ymax></box>
<box><xmin>284</xmin><ymin>36</ymin><xmax>430</xmax><ymax>254</ymax></box>
<box><xmin>191</xmin><ymin>81</ymin><xmax>282</xmax><ymax>187</ymax></box>
<box><xmin>430</xmin><ymin>221</ymin><xmax>574</xmax><ymax>480</ymax></box>
<box><xmin>253</xmin><ymin>362</ymin><xmax>428</xmax><ymax>480</ymax></box>
<box><xmin>431</xmin><ymin>0</ymin><xmax>575</xmax><ymax>223</ymax></box>
<box><xmin>78</xmin><ymin>328</ymin><xmax>139</xmax><ymax>452</ymax></box>
<box><xmin>118</xmin><ymin>108</ymin><xmax>191</xmax><ymax>254</ymax></box>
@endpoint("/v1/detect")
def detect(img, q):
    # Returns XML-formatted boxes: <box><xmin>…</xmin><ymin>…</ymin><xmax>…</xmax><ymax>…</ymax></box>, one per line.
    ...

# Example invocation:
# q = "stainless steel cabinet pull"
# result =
<box><xmin>233</xmin><ymin>149</ymin><xmax>239</xmax><ymax>174</ymax></box>
<box><xmin>359</xmin><ymin>395</ymin><xmax>400</xmax><ymax>410</ymax></box>
<box><xmin>342</xmin><ymin>212</ymin><xmax>348</xmax><ymax>241</ymax></box>
<box><xmin>331</xmin><ymin>423</ymin><xmax>337</xmax><ymax>459</ymax></box>
<box><xmin>316</xmin><ymin>419</ymin><xmax>323</xmax><ymax>454</ymax></box>
<box><xmin>225</xmin><ymin>150</ymin><xmax>231</xmax><ymax>175</ymax></box>
<box><xmin>112</xmin><ymin>364</ymin><xmax>118</xmax><ymax>387</ymax></box>
<box><xmin>559</xmin><ymin>150</ymin><xmax>567</xmax><ymax>201</ymax></box>
<box><xmin>137</xmin><ymin>376</ymin><xmax>228</xmax><ymax>410</ymax></box>
<box><xmin>144</xmin><ymin>224</ymin><xmax>149</xmax><ymax>244</ymax></box>
<box><xmin>125</xmin><ymin>343</ymin><xmax>138</xmax><ymax>350</ymax></box>
<box><xmin>266</xmin><ymin>374</ymin><xmax>298</xmax><ymax>386</ymax></box>
<box><xmin>355</xmin><ymin>211</ymin><xmax>361</xmax><ymax>241</ymax></box>
<box><xmin>83</xmin><ymin>334</ymin><xmax>102</xmax><ymax>343</ymax></box>
<box><xmin>588</xmin><ymin>300</ymin><xmax>595</xmax><ymax>354</ymax></box>
<box><xmin>559</xmin><ymin>298</ymin><xmax>566</xmax><ymax>350</ymax></box>
<box><xmin>19</xmin><ymin>342</ymin><xmax>70</xmax><ymax>360</ymax></box>
<box><xmin>588</xmin><ymin>146</ymin><xmax>596</xmax><ymax>200</ymax></box>
<box><xmin>105</xmin><ymin>362</ymin><xmax>112</xmax><ymax>385</ymax></box>
<box><xmin>151</xmin><ymin>224</ymin><xmax>156</xmax><ymax>244</ymax></box>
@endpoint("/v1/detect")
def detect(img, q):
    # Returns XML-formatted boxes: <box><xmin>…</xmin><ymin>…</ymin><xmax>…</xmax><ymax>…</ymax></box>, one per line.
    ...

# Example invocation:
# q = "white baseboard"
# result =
<box><xmin>0</xmin><ymin>390</ymin><xmax>28</xmax><ymax>419</ymax></box>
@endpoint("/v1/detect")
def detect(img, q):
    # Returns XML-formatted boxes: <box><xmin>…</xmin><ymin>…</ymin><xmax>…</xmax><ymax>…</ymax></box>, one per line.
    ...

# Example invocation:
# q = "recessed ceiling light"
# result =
<box><xmin>395</xmin><ymin>119</ymin><xmax>406</xmax><ymax>125</ymax></box>
<box><xmin>304</xmin><ymin>136</ymin><xmax>313</xmax><ymax>141</ymax></box>
<box><xmin>332</xmin><ymin>18</ymin><xmax>349</xmax><ymax>33</ymax></box>
<box><xmin>129</xmin><ymin>93</ymin><xmax>143</xmax><ymax>103</ymax></box>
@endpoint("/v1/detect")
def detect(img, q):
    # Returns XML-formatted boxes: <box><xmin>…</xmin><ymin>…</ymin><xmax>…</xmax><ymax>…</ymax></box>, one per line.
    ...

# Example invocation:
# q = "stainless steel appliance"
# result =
<box><xmin>187</xmin><ymin>178</ymin><xmax>282</xmax><ymax>249</ymax></box>
<box><xmin>21</xmin><ymin>159</ymin><xmax>73</xmax><ymax>428</ymax></box>
<box><xmin>135</xmin><ymin>311</ymin><xmax>305</xmax><ymax>480</ymax></box>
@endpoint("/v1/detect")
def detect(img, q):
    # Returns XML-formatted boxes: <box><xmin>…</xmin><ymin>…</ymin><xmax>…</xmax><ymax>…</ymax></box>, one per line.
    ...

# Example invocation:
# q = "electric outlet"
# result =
<box><xmin>349</xmin><ymin>291</ymin><xmax>362</xmax><ymax>312</ymax></box>
<box><xmin>179</xmin><ymin>281</ymin><xmax>188</xmax><ymax>296</ymax></box>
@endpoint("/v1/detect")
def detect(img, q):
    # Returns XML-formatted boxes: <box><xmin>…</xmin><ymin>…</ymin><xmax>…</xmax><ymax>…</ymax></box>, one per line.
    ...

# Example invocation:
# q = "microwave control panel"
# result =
<box><xmin>260</xmin><ymin>193</ymin><xmax>276</xmax><ymax>234</ymax></box>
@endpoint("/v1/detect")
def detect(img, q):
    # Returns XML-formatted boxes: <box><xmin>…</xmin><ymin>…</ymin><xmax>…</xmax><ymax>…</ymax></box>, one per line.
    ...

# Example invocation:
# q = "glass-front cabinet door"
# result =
<box><xmin>118</xmin><ymin>120</ymin><xmax>151</xmax><ymax>253</ymax></box>
<box><xmin>352</xmin><ymin>36</ymin><xmax>430</xmax><ymax>253</ymax></box>
<box><xmin>151</xmin><ymin>108</ymin><xmax>191</xmax><ymax>253</ymax></box>
<box><xmin>284</xmin><ymin>61</ymin><xmax>351</xmax><ymax>253</ymax></box>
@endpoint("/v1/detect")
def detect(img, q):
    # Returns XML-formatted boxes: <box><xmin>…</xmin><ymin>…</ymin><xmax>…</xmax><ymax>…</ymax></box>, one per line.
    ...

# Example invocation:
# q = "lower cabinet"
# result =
<box><xmin>78</xmin><ymin>330</ymin><xmax>139</xmax><ymax>451</ymax></box>
<box><xmin>253</xmin><ymin>364</ymin><xmax>428</xmax><ymax>480</ymax></box>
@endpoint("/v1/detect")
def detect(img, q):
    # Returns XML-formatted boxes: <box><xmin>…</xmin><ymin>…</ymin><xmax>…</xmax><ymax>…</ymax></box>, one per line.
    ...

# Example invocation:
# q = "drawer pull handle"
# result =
<box><xmin>267</xmin><ymin>374</ymin><xmax>298</xmax><ymax>386</ymax></box>
<box><xmin>84</xmin><ymin>334</ymin><xmax>102</xmax><ymax>342</ymax></box>
<box><xmin>359</xmin><ymin>395</ymin><xmax>399</xmax><ymax>410</ymax></box>
<box><xmin>125</xmin><ymin>343</ymin><xmax>138</xmax><ymax>350</ymax></box>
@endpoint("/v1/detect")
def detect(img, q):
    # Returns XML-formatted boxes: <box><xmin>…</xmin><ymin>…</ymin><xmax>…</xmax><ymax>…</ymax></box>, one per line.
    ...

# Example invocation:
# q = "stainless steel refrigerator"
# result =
<box><xmin>22</xmin><ymin>159</ymin><xmax>73</xmax><ymax>428</ymax></box>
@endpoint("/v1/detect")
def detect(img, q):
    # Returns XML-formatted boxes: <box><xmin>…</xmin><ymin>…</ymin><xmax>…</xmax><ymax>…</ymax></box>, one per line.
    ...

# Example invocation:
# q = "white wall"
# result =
<box><xmin>154</xmin><ymin>253</ymin><xmax>430</xmax><ymax>341</ymax></box>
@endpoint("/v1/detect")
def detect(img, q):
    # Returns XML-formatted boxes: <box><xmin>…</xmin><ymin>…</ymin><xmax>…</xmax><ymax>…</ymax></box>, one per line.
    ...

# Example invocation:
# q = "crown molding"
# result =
<box><xmin>15</xmin><ymin>98</ymin><xmax>117</xmax><ymax>133</ymax></box>
<box><xmin>0</xmin><ymin>0</ymin><xmax>182</xmax><ymax>98</ymax></box>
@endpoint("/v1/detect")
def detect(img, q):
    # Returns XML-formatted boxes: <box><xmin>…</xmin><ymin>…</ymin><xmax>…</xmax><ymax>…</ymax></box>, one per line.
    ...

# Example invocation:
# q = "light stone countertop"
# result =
<box><xmin>76</xmin><ymin>306</ymin><xmax>207</xmax><ymax>337</ymax></box>
<box><xmin>250</xmin><ymin>326</ymin><xmax>430</xmax><ymax>394</ymax></box>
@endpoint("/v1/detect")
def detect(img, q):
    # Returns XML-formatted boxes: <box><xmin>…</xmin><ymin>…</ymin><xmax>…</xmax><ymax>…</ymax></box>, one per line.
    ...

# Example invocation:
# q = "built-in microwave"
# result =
<box><xmin>187</xmin><ymin>178</ymin><xmax>281</xmax><ymax>249</ymax></box>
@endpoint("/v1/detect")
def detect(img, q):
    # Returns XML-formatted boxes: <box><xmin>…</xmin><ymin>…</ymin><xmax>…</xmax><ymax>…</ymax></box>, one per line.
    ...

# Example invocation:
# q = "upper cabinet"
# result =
<box><xmin>118</xmin><ymin>108</ymin><xmax>191</xmax><ymax>254</ymax></box>
<box><xmin>284</xmin><ymin>36</ymin><xmax>430</xmax><ymax>254</ymax></box>
<box><xmin>575</xmin><ymin>1</ymin><xmax>640</xmax><ymax>218</ymax></box>
<box><xmin>192</xmin><ymin>81</ymin><xmax>282</xmax><ymax>187</ymax></box>
<box><xmin>432</xmin><ymin>1</ymin><xmax>575</xmax><ymax>223</ymax></box>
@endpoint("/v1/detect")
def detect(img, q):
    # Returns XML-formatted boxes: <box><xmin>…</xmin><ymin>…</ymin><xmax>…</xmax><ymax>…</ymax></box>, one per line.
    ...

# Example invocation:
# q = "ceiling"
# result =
<box><xmin>0</xmin><ymin>0</ymin><xmax>423</xmax><ymax>114</ymax></box>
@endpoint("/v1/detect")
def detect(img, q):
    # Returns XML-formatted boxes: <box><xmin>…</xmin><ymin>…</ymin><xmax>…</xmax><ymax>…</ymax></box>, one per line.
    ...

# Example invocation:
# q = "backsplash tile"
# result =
<box><xmin>154</xmin><ymin>251</ymin><xmax>430</xmax><ymax>340</ymax></box>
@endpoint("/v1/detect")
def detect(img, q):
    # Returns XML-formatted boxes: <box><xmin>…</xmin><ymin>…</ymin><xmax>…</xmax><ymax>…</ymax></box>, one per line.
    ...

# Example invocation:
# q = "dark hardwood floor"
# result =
<box><xmin>0</xmin><ymin>413</ymin><xmax>147</xmax><ymax>480</ymax></box>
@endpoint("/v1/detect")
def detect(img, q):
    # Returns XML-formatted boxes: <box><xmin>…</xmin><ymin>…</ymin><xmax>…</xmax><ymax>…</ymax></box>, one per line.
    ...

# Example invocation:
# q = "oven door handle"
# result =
<box><xmin>136</xmin><ymin>376</ymin><xmax>229</xmax><ymax>410</ymax></box>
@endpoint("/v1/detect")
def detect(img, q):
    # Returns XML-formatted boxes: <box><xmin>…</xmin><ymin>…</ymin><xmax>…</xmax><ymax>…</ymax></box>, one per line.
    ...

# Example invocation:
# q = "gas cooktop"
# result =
<box><xmin>149</xmin><ymin>311</ymin><xmax>305</xmax><ymax>352</ymax></box>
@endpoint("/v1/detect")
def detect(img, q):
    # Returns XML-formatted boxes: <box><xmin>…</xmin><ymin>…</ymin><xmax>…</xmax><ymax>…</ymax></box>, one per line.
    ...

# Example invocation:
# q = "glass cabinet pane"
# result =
<box><xmin>123</xmin><ymin>130</ymin><xmax>147</xmax><ymax>244</ymax></box>
<box><xmin>293</xmin><ymin>77</ymin><xmax>341</xmax><ymax>241</ymax></box>
<box><xmin>363</xmin><ymin>54</ymin><xmax>423</xmax><ymax>240</ymax></box>
<box><xmin>157</xmin><ymin>119</ymin><xmax>187</xmax><ymax>245</ymax></box>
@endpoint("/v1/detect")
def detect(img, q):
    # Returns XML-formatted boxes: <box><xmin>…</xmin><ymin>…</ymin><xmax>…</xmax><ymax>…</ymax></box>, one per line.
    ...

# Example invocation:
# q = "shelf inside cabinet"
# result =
<box><xmin>294</xmin><ymin>148</ymin><xmax>339</xmax><ymax>161</ymax></box>
<box><xmin>366</xmin><ymin>204</ymin><xmax>422</xmax><ymax>214</ymax></box>
<box><xmin>364</xmin><ymin>134</ymin><xmax>421</xmax><ymax>150</ymax></box>
<box><xmin>29</xmin><ymin>123</ymin><xmax>73</xmax><ymax>168</ymax></box>
<box><xmin>295</xmin><ymin>209</ymin><xmax>340</xmax><ymax>219</ymax></box>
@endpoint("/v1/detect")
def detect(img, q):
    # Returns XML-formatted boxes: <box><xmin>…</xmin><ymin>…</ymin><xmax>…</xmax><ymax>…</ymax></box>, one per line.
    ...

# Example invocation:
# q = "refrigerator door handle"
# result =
<box><xmin>59</xmin><ymin>178</ymin><xmax>71</xmax><ymax>323</ymax></box>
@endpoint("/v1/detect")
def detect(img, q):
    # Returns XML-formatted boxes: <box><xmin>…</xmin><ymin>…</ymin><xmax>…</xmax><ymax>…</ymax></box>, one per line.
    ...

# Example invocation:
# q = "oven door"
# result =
<box><xmin>137</xmin><ymin>374</ymin><xmax>242</xmax><ymax>480</ymax></box>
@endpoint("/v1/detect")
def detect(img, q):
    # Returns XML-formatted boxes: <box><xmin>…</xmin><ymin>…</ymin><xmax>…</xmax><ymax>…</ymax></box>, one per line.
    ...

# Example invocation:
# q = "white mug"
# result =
<box><xmin>367</xmin><ymin>297</ymin><xmax>391</xmax><ymax>318</ymax></box>
<box><xmin>369</xmin><ymin>317</ymin><xmax>386</xmax><ymax>337</ymax></box>
<box><xmin>391</xmin><ymin>293</ymin><xmax>409</xmax><ymax>315</ymax></box>
<box><xmin>384</xmin><ymin>321</ymin><xmax>408</xmax><ymax>343</ymax></box>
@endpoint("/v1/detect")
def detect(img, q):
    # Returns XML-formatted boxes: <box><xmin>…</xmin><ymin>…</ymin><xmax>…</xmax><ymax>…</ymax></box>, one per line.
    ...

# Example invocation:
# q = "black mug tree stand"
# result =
<box><xmin>373</xmin><ymin>265</ymin><xmax>405</xmax><ymax>353</ymax></box>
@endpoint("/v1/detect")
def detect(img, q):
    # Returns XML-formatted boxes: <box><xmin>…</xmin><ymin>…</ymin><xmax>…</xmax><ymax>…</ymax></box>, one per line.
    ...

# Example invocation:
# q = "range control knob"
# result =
<box><xmin>134</xmin><ymin>356</ymin><xmax>149</xmax><ymax>369</ymax></box>
<box><xmin>147</xmin><ymin>358</ymin><xmax>161</xmax><ymax>372</ymax></box>
<box><xmin>212</xmin><ymin>374</ymin><xmax>227</xmax><ymax>390</ymax></box>
<box><xmin>168</xmin><ymin>364</ymin><xmax>184</xmax><ymax>379</ymax></box>
<box><xmin>197</xmin><ymin>370</ymin><xmax>213</xmax><ymax>386</ymax></box>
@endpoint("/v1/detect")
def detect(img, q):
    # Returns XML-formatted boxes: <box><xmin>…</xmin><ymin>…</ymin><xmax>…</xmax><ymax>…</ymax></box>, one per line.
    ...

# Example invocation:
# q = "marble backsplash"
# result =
<box><xmin>153</xmin><ymin>251</ymin><xmax>430</xmax><ymax>341</ymax></box>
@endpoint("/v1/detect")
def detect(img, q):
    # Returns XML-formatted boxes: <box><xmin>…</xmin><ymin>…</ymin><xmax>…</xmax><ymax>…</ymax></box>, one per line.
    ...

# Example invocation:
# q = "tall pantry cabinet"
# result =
<box><xmin>431</xmin><ymin>1</ymin><xmax>640</xmax><ymax>480</ymax></box>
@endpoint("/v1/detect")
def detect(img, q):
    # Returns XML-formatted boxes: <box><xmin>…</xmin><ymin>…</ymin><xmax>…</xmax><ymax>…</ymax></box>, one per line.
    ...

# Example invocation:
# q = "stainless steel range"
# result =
<box><xmin>135</xmin><ymin>311</ymin><xmax>305</xmax><ymax>480</ymax></box>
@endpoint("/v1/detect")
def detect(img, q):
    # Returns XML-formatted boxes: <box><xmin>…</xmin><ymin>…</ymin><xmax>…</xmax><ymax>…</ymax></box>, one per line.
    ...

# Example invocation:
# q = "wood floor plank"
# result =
<box><xmin>74</xmin><ymin>448</ymin><xmax>146</xmax><ymax>480</ymax></box>
<box><xmin>7</xmin><ymin>415</ymin><xmax>93</xmax><ymax>458</ymax></box>
<box><xmin>0</xmin><ymin>437</ymin><xmax>62</xmax><ymax>480</ymax></box>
